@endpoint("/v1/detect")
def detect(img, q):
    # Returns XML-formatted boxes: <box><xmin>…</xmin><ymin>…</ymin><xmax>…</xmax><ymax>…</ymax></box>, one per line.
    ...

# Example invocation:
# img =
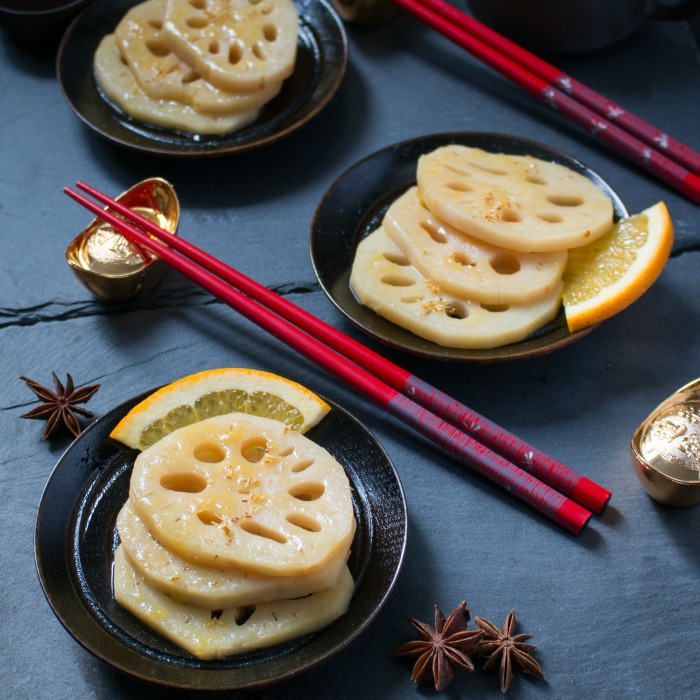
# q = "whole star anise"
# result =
<box><xmin>396</xmin><ymin>601</ymin><xmax>483</xmax><ymax>692</ymax></box>
<box><xmin>20</xmin><ymin>373</ymin><xmax>100</xmax><ymax>440</ymax></box>
<box><xmin>474</xmin><ymin>609</ymin><xmax>544</xmax><ymax>693</ymax></box>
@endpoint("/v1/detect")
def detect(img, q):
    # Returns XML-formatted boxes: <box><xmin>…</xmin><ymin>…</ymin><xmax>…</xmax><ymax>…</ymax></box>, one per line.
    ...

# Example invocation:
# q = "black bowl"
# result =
<box><xmin>0</xmin><ymin>0</ymin><xmax>93</xmax><ymax>41</ymax></box>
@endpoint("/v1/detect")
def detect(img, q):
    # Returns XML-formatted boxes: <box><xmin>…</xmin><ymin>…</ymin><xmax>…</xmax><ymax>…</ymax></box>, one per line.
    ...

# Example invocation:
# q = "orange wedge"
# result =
<box><xmin>562</xmin><ymin>202</ymin><xmax>673</xmax><ymax>333</ymax></box>
<box><xmin>110</xmin><ymin>368</ymin><xmax>330</xmax><ymax>450</ymax></box>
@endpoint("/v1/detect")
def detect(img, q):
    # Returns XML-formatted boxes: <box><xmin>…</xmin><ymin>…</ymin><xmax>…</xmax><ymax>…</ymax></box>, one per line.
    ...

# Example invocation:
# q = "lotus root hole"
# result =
<box><xmin>526</xmin><ymin>174</ymin><xmax>547</xmax><ymax>185</ymax></box>
<box><xmin>290</xmin><ymin>457</ymin><xmax>315</xmax><ymax>473</ymax></box>
<box><xmin>474</xmin><ymin>164</ymin><xmax>508</xmax><ymax>176</ymax></box>
<box><xmin>489</xmin><ymin>253</ymin><xmax>521</xmax><ymax>275</ymax></box>
<box><xmin>189</xmin><ymin>0</ymin><xmax>206</xmax><ymax>9</ymax></box>
<box><xmin>547</xmin><ymin>194</ymin><xmax>585</xmax><ymax>207</ymax></box>
<box><xmin>252</xmin><ymin>42</ymin><xmax>266</xmax><ymax>61</ymax></box>
<box><xmin>209</xmin><ymin>40</ymin><xmax>220</xmax><ymax>54</ymax></box>
<box><xmin>234</xmin><ymin>605</ymin><xmax>256</xmax><ymax>626</ymax></box>
<box><xmin>148</xmin><ymin>19</ymin><xmax>163</xmax><ymax>30</ymax></box>
<box><xmin>228</xmin><ymin>43</ymin><xmax>243</xmax><ymax>65</ymax></box>
<box><xmin>145</xmin><ymin>39</ymin><xmax>170</xmax><ymax>58</ymax></box>
<box><xmin>193</xmin><ymin>441</ymin><xmax>226</xmax><ymax>463</ymax></box>
<box><xmin>160</xmin><ymin>471</ymin><xmax>208</xmax><ymax>493</ymax></box>
<box><xmin>277</xmin><ymin>445</ymin><xmax>295</xmax><ymax>458</ymax></box>
<box><xmin>248</xmin><ymin>0</ymin><xmax>263</xmax><ymax>5</ymax></box>
<box><xmin>446</xmin><ymin>180</ymin><xmax>473</xmax><ymax>193</ymax></box>
<box><xmin>481</xmin><ymin>303</ymin><xmax>510</xmax><ymax>312</ymax></box>
<box><xmin>400</xmin><ymin>295</ymin><xmax>424</xmax><ymax>304</ymax></box>
<box><xmin>239</xmin><ymin>519</ymin><xmax>287</xmax><ymax>543</ymax></box>
<box><xmin>197</xmin><ymin>509</ymin><xmax>223</xmax><ymax>525</ymax></box>
<box><xmin>383</xmin><ymin>251</ymin><xmax>410</xmax><ymax>266</ymax></box>
<box><xmin>500</xmin><ymin>207</ymin><xmax>522</xmax><ymax>222</ymax></box>
<box><xmin>381</xmin><ymin>273</ymin><xmax>416</xmax><ymax>288</ymax></box>
<box><xmin>451</xmin><ymin>251</ymin><xmax>476</xmax><ymax>267</ymax></box>
<box><xmin>538</xmin><ymin>212</ymin><xmax>564</xmax><ymax>223</ymax></box>
<box><xmin>288</xmin><ymin>481</ymin><xmax>325</xmax><ymax>501</ymax></box>
<box><xmin>286</xmin><ymin>513</ymin><xmax>322</xmax><ymax>532</ymax></box>
<box><xmin>263</xmin><ymin>23</ymin><xmax>278</xmax><ymax>42</ymax></box>
<box><xmin>420</xmin><ymin>220</ymin><xmax>448</xmax><ymax>244</ymax></box>
<box><xmin>240</xmin><ymin>435</ymin><xmax>269</xmax><ymax>463</ymax></box>
<box><xmin>185</xmin><ymin>15</ymin><xmax>208</xmax><ymax>29</ymax></box>
<box><xmin>445</xmin><ymin>302</ymin><xmax>468</xmax><ymax>320</ymax></box>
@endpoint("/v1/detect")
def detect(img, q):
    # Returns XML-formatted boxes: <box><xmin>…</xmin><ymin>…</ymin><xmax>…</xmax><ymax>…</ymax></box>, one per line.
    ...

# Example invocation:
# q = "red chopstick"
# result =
<box><xmin>392</xmin><ymin>0</ymin><xmax>700</xmax><ymax>203</ymax></box>
<box><xmin>65</xmin><ymin>184</ymin><xmax>594</xmax><ymax>534</ymax></box>
<box><xmin>73</xmin><ymin>180</ymin><xmax>610</xmax><ymax>514</ymax></box>
<box><xmin>408</xmin><ymin>0</ymin><xmax>700</xmax><ymax>176</ymax></box>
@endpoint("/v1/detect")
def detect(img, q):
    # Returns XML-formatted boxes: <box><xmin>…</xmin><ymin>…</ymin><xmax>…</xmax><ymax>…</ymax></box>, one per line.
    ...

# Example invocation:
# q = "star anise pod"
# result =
<box><xmin>474</xmin><ymin>609</ymin><xmax>544</xmax><ymax>693</ymax></box>
<box><xmin>20</xmin><ymin>373</ymin><xmax>100</xmax><ymax>440</ymax></box>
<box><xmin>396</xmin><ymin>601</ymin><xmax>483</xmax><ymax>692</ymax></box>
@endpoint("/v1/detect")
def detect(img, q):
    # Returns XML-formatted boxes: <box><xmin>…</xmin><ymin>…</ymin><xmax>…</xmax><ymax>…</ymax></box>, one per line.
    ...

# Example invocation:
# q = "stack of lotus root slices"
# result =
<box><xmin>114</xmin><ymin>412</ymin><xmax>356</xmax><ymax>659</ymax></box>
<box><xmin>350</xmin><ymin>145</ymin><xmax>615</xmax><ymax>349</ymax></box>
<box><xmin>93</xmin><ymin>0</ymin><xmax>299</xmax><ymax>134</ymax></box>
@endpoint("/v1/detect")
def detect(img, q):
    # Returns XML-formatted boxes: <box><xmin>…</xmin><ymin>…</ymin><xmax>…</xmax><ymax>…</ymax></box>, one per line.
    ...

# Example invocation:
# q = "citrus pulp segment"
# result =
<box><xmin>562</xmin><ymin>202</ymin><xmax>673</xmax><ymax>332</ymax></box>
<box><xmin>109</xmin><ymin>368</ymin><xmax>331</xmax><ymax>450</ymax></box>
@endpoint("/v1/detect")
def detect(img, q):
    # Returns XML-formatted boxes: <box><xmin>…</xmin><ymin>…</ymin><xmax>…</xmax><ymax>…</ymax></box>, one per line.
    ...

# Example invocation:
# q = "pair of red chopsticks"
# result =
<box><xmin>392</xmin><ymin>0</ymin><xmax>700</xmax><ymax>204</ymax></box>
<box><xmin>65</xmin><ymin>182</ymin><xmax>610</xmax><ymax>534</ymax></box>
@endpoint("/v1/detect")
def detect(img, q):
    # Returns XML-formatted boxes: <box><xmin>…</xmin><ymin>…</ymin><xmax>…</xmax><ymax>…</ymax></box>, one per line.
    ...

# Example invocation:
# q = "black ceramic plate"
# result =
<box><xmin>57</xmin><ymin>0</ymin><xmax>347</xmax><ymax>157</ymax></box>
<box><xmin>35</xmin><ymin>391</ymin><xmax>406</xmax><ymax>691</ymax></box>
<box><xmin>310</xmin><ymin>132</ymin><xmax>629</xmax><ymax>363</ymax></box>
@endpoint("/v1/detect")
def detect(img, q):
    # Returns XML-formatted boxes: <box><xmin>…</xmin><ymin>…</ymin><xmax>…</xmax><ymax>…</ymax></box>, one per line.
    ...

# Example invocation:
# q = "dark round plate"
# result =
<box><xmin>35</xmin><ymin>391</ymin><xmax>406</xmax><ymax>691</ymax></box>
<box><xmin>310</xmin><ymin>132</ymin><xmax>629</xmax><ymax>363</ymax></box>
<box><xmin>57</xmin><ymin>0</ymin><xmax>347</xmax><ymax>157</ymax></box>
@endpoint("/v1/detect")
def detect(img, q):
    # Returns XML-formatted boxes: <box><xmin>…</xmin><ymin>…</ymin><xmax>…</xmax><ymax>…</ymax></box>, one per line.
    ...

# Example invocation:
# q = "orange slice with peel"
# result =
<box><xmin>562</xmin><ymin>202</ymin><xmax>673</xmax><ymax>332</ymax></box>
<box><xmin>110</xmin><ymin>368</ymin><xmax>330</xmax><ymax>450</ymax></box>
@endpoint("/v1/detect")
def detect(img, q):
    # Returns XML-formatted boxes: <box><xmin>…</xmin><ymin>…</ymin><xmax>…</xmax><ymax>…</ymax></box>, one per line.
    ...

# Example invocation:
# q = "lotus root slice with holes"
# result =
<box><xmin>94</xmin><ymin>34</ymin><xmax>260</xmax><ymax>133</ymax></box>
<box><xmin>416</xmin><ymin>145</ymin><xmax>614</xmax><ymax>252</ymax></box>
<box><xmin>115</xmin><ymin>0</ymin><xmax>282</xmax><ymax>113</ymax></box>
<box><xmin>383</xmin><ymin>187</ymin><xmax>567</xmax><ymax>304</ymax></box>
<box><xmin>117</xmin><ymin>499</ymin><xmax>348</xmax><ymax>608</ymax></box>
<box><xmin>114</xmin><ymin>545</ymin><xmax>354</xmax><ymax>659</ymax></box>
<box><xmin>350</xmin><ymin>227</ymin><xmax>562</xmax><ymax>348</ymax></box>
<box><xmin>163</xmin><ymin>0</ymin><xmax>299</xmax><ymax>91</ymax></box>
<box><xmin>129</xmin><ymin>412</ymin><xmax>356</xmax><ymax>577</ymax></box>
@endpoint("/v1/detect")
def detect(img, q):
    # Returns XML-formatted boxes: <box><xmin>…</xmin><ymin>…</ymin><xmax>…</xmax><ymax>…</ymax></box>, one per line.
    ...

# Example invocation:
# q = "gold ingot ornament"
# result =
<box><xmin>66</xmin><ymin>178</ymin><xmax>179</xmax><ymax>302</ymax></box>
<box><xmin>631</xmin><ymin>378</ymin><xmax>700</xmax><ymax>507</ymax></box>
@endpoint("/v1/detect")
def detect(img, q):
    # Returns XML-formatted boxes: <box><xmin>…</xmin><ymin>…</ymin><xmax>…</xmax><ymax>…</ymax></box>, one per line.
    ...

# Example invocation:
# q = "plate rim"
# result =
<box><xmin>56</xmin><ymin>0</ymin><xmax>348</xmax><ymax>157</ymax></box>
<box><xmin>310</xmin><ymin>131</ymin><xmax>629</xmax><ymax>363</ymax></box>
<box><xmin>34</xmin><ymin>389</ymin><xmax>407</xmax><ymax>691</ymax></box>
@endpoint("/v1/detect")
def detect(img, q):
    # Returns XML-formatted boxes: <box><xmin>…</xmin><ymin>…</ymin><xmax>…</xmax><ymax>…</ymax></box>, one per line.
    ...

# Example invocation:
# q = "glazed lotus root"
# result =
<box><xmin>383</xmin><ymin>187</ymin><xmax>567</xmax><ymax>305</ymax></box>
<box><xmin>129</xmin><ymin>413</ymin><xmax>356</xmax><ymax>577</ymax></box>
<box><xmin>94</xmin><ymin>35</ymin><xmax>260</xmax><ymax>134</ymax></box>
<box><xmin>350</xmin><ymin>227</ymin><xmax>562</xmax><ymax>349</ymax></box>
<box><xmin>115</xmin><ymin>0</ymin><xmax>282</xmax><ymax>114</ymax></box>
<box><xmin>163</xmin><ymin>0</ymin><xmax>299</xmax><ymax>91</ymax></box>
<box><xmin>417</xmin><ymin>145</ymin><xmax>614</xmax><ymax>252</ymax></box>
<box><xmin>117</xmin><ymin>499</ymin><xmax>348</xmax><ymax>608</ymax></box>
<box><xmin>114</xmin><ymin>545</ymin><xmax>355</xmax><ymax>659</ymax></box>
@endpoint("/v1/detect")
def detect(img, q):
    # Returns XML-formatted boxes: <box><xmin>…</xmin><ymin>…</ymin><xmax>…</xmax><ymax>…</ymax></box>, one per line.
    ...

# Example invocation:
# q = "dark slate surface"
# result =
<box><xmin>2</xmin><ymin>4</ymin><xmax>700</xmax><ymax>699</ymax></box>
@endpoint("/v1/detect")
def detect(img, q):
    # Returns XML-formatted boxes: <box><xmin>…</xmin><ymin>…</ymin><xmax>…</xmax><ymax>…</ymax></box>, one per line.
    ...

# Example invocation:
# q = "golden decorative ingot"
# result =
<box><xmin>631</xmin><ymin>378</ymin><xmax>700</xmax><ymax>507</ymax></box>
<box><xmin>66</xmin><ymin>178</ymin><xmax>179</xmax><ymax>302</ymax></box>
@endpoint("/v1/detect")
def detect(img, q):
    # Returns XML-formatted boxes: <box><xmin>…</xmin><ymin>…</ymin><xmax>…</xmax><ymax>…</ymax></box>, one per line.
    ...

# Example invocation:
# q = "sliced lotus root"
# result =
<box><xmin>129</xmin><ymin>412</ymin><xmax>356</xmax><ymax>577</ymax></box>
<box><xmin>163</xmin><ymin>0</ymin><xmax>299</xmax><ymax>91</ymax></box>
<box><xmin>115</xmin><ymin>0</ymin><xmax>282</xmax><ymax>114</ymax></box>
<box><xmin>350</xmin><ymin>227</ymin><xmax>562</xmax><ymax>348</ymax></box>
<box><xmin>383</xmin><ymin>187</ymin><xmax>567</xmax><ymax>305</ymax></box>
<box><xmin>114</xmin><ymin>545</ymin><xmax>354</xmax><ymax>659</ymax></box>
<box><xmin>417</xmin><ymin>145</ymin><xmax>614</xmax><ymax>252</ymax></box>
<box><xmin>117</xmin><ymin>499</ymin><xmax>348</xmax><ymax>608</ymax></box>
<box><xmin>94</xmin><ymin>34</ymin><xmax>260</xmax><ymax>134</ymax></box>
